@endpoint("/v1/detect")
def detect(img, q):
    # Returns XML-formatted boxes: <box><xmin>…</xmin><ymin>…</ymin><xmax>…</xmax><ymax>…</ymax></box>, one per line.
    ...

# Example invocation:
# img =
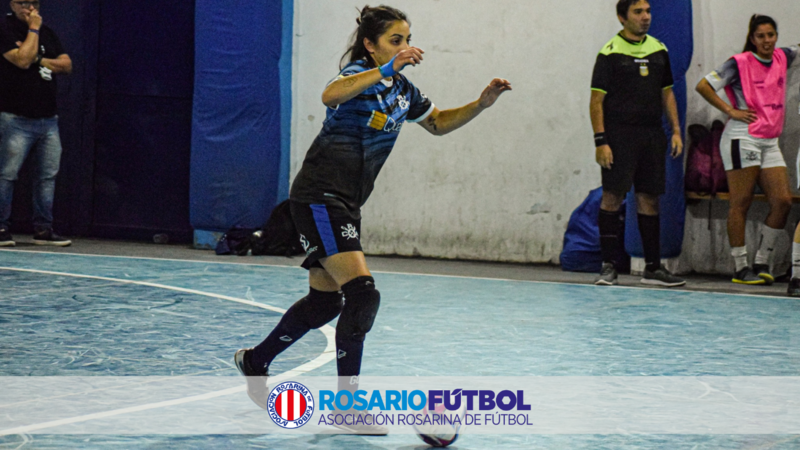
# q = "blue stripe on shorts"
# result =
<box><xmin>310</xmin><ymin>204</ymin><xmax>339</xmax><ymax>256</ymax></box>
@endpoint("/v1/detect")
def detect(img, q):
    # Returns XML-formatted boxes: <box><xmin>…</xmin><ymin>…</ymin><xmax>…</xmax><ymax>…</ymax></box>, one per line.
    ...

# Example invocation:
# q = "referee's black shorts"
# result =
<box><xmin>602</xmin><ymin>124</ymin><xmax>667</xmax><ymax>196</ymax></box>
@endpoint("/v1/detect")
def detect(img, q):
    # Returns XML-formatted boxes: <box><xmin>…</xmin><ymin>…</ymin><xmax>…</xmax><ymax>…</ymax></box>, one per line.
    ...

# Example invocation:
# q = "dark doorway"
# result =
<box><xmin>90</xmin><ymin>0</ymin><xmax>195</xmax><ymax>242</ymax></box>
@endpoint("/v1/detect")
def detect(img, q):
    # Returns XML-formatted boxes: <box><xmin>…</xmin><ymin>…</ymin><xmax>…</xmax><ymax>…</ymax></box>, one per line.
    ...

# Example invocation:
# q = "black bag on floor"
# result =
<box><xmin>251</xmin><ymin>200</ymin><xmax>304</xmax><ymax>256</ymax></box>
<box><xmin>215</xmin><ymin>227</ymin><xmax>258</xmax><ymax>256</ymax></box>
<box><xmin>216</xmin><ymin>201</ymin><xmax>304</xmax><ymax>257</ymax></box>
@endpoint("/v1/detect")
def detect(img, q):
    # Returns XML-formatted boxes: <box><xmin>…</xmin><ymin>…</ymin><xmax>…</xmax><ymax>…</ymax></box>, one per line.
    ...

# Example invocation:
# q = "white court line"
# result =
<box><xmin>0</xmin><ymin>248</ymin><xmax>791</xmax><ymax>301</ymax></box>
<box><xmin>0</xmin><ymin>266</ymin><xmax>336</xmax><ymax>437</ymax></box>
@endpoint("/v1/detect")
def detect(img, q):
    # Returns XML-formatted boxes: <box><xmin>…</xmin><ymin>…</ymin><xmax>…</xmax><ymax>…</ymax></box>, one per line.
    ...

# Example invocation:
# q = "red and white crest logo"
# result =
<box><xmin>267</xmin><ymin>381</ymin><xmax>315</xmax><ymax>429</ymax></box>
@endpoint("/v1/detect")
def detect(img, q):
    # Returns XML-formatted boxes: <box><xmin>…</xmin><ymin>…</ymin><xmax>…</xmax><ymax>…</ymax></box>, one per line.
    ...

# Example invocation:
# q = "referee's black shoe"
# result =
<box><xmin>234</xmin><ymin>348</ymin><xmax>269</xmax><ymax>410</ymax></box>
<box><xmin>641</xmin><ymin>266</ymin><xmax>686</xmax><ymax>287</ymax></box>
<box><xmin>594</xmin><ymin>263</ymin><xmax>618</xmax><ymax>286</ymax></box>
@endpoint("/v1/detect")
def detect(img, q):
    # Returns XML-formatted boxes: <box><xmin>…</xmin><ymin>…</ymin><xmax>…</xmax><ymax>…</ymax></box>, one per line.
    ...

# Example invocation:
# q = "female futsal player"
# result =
<box><xmin>696</xmin><ymin>15</ymin><xmax>798</xmax><ymax>285</ymax></box>
<box><xmin>235</xmin><ymin>5</ymin><xmax>511</xmax><ymax>433</ymax></box>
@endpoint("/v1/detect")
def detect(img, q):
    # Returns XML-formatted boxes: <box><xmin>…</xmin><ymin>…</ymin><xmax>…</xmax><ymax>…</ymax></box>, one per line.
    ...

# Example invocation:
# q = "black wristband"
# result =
<box><xmin>594</xmin><ymin>132</ymin><xmax>608</xmax><ymax>147</ymax></box>
<box><xmin>34</xmin><ymin>54</ymin><xmax>42</xmax><ymax>65</ymax></box>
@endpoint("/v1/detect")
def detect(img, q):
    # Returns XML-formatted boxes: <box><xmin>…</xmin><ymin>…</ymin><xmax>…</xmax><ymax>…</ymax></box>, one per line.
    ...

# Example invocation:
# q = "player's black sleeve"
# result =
<box><xmin>590</xmin><ymin>54</ymin><xmax>611</xmax><ymax>93</ymax></box>
<box><xmin>406</xmin><ymin>80</ymin><xmax>433</xmax><ymax>122</ymax></box>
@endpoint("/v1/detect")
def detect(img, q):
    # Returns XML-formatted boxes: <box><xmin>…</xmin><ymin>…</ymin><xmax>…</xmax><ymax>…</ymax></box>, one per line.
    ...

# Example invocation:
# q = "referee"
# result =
<box><xmin>590</xmin><ymin>0</ymin><xmax>685</xmax><ymax>287</ymax></box>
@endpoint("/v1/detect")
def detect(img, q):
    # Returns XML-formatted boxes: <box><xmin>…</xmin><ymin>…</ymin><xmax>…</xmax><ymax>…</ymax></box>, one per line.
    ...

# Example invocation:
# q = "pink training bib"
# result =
<box><xmin>724</xmin><ymin>50</ymin><xmax>787</xmax><ymax>139</ymax></box>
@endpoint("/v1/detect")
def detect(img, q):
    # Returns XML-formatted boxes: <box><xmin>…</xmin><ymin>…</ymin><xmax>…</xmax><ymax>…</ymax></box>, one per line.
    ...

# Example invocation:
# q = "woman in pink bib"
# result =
<box><xmin>696</xmin><ymin>15</ymin><xmax>799</xmax><ymax>286</ymax></box>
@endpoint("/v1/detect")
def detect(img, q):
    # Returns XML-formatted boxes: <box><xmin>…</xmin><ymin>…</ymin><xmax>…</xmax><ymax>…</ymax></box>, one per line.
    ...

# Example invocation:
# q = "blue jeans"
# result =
<box><xmin>0</xmin><ymin>112</ymin><xmax>63</xmax><ymax>230</ymax></box>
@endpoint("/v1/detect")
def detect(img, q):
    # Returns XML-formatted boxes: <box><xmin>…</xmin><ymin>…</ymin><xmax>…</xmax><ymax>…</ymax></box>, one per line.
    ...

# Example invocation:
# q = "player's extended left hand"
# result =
<box><xmin>670</xmin><ymin>133</ymin><xmax>683</xmax><ymax>159</ymax></box>
<box><xmin>479</xmin><ymin>78</ymin><xmax>512</xmax><ymax>108</ymax></box>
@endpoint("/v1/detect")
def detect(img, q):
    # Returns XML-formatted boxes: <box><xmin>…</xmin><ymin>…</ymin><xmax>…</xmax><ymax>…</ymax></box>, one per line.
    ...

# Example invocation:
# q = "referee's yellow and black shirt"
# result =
<box><xmin>591</xmin><ymin>33</ymin><xmax>674</xmax><ymax>127</ymax></box>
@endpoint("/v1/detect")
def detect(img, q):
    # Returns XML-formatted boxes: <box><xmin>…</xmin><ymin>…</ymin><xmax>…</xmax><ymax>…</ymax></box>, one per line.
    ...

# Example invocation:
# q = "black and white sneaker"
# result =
<box><xmin>32</xmin><ymin>229</ymin><xmax>71</xmax><ymax>247</ymax></box>
<box><xmin>331</xmin><ymin>410</ymin><xmax>389</xmax><ymax>435</ymax></box>
<box><xmin>641</xmin><ymin>266</ymin><xmax>686</xmax><ymax>287</ymax></box>
<box><xmin>752</xmin><ymin>264</ymin><xmax>774</xmax><ymax>285</ymax></box>
<box><xmin>234</xmin><ymin>348</ymin><xmax>269</xmax><ymax>410</ymax></box>
<box><xmin>0</xmin><ymin>227</ymin><xmax>14</xmax><ymax>247</ymax></box>
<box><xmin>594</xmin><ymin>262</ymin><xmax>618</xmax><ymax>286</ymax></box>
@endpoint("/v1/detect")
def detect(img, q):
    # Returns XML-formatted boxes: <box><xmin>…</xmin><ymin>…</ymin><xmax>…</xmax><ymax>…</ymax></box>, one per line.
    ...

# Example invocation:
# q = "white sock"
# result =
<box><xmin>731</xmin><ymin>246</ymin><xmax>748</xmax><ymax>272</ymax></box>
<box><xmin>793</xmin><ymin>242</ymin><xmax>800</xmax><ymax>280</ymax></box>
<box><xmin>754</xmin><ymin>226</ymin><xmax>782</xmax><ymax>266</ymax></box>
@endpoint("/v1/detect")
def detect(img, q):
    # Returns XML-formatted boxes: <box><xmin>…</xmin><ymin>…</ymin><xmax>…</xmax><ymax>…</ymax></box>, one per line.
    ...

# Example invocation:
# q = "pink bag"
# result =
<box><xmin>685</xmin><ymin>121</ymin><xmax>728</xmax><ymax>195</ymax></box>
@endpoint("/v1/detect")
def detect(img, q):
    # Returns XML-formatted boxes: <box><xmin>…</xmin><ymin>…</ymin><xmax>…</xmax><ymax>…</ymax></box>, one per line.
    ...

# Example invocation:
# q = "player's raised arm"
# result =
<box><xmin>418</xmin><ymin>78</ymin><xmax>512</xmax><ymax>136</ymax></box>
<box><xmin>323</xmin><ymin>47</ymin><xmax>424</xmax><ymax>108</ymax></box>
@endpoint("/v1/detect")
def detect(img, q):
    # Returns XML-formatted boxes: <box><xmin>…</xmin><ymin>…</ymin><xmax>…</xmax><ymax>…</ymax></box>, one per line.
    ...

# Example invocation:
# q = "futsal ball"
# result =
<box><xmin>413</xmin><ymin>402</ymin><xmax>466</xmax><ymax>448</ymax></box>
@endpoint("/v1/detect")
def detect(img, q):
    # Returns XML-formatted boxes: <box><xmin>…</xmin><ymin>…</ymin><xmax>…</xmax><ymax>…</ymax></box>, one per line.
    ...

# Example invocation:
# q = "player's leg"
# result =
<box><xmin>234</xmin><ymin>201</ymin><xmax>349</xmax><ymax>409</ymax></box>
<box><xmin>726</xmin><ymin>166</ymin><xmax>762</xmax><ymax>283</ymax></box>
<box><xmin>788</xmin><ymin>224</ymin><xmax>800</xmax><ymax>297</ymax></box>
<box><xmin>720</xmin><ymin>135</ymin><xmax>765</xmax><ymax>284</ymax></box>
<box><xmin>317</xmin><ymin>250</ymin><xmax>376</xmax><ymax>381</ymax></box>
<box><xmin>234</xmin><ymin>270</ymin><xmax>343</xmax><ymax>409</ymax></box>
<box><xmin>247</xmin><ymin>267</ymin><xmax>344</xmax><ymax>374</ymax></box>
<box><xmin>316</xmin><ymin>250</ymin><xmax>387</xmax><ymax>434</ymax></box>
<box><xmin>751</xmin><ymin>147</ymin><xmax>791</xmax><ymax>284</ymax></box>
<box><xmin>790</xmin><ymin>147</ymin><xmax>800</xmax><ymax>297</ymax></box>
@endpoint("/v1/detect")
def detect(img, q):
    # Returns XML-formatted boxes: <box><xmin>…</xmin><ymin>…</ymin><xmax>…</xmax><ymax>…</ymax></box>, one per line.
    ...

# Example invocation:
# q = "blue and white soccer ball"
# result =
<box><xmin>413</xmin><ymin>402</ymin><xmax>467</xmax><ymax>448</ymax></box>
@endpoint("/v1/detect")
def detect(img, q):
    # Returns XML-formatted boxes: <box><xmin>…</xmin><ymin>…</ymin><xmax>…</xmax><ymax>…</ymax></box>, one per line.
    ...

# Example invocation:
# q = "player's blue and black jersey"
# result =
<box><xmin>290</xmin><ymin>59</ymin><xmax>435</xmax><ymax>213</ymax></box>
<box><xmin>591</xmin><ymin>34</ymin><xmax>674</xmax><ymax>127</ymax></box>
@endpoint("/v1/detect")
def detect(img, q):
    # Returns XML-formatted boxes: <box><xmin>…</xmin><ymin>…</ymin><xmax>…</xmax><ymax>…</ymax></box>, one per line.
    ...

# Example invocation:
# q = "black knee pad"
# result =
<box><xmin>336</xmin><ymin>276</ymin><xmax>381</xmax><ymax>339</ymax></box>
<box><xmin>290</xmin><ymin>288</ymin><xmax>343</xmax><ymax>329</ymax></box>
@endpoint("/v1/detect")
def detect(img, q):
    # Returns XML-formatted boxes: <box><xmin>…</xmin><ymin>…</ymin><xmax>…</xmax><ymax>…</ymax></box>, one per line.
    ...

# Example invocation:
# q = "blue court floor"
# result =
<box><xmin>1</xmin><ymin>248</ymin><xmax>799</xmax><ymax>449</ymax></box>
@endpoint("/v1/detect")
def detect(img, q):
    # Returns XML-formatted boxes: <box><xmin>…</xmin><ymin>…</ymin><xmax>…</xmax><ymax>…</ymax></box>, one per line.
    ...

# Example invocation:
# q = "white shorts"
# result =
<box><xmin>719</xmin><ymin>120</ymin><xmax>785</xmax><ymax>171</ymax></box>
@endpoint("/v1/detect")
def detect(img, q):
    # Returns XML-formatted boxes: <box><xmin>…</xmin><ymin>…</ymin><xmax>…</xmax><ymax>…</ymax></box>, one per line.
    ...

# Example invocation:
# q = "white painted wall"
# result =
<box><xmin>291</xmin><ymin>0</ymin><xmax>800</xmax><ymax>266</ymax></box>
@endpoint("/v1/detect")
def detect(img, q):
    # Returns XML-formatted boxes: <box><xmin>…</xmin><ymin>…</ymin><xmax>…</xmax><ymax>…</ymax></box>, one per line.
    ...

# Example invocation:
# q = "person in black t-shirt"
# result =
<box><xmin>589</xmin><ymin>0</ymin><xmax>685</xmax><ymax>287</ymax></box>
<box><xmin>0</xmin><ymin>0</ymin><xmax>72</xmax><ymax>247</ymax></box>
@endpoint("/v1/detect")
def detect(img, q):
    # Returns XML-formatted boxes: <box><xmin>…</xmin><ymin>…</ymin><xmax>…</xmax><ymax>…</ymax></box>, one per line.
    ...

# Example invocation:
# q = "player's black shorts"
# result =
<box><xmin>602</xmin><ymin>124</ymin><xmax>667</xmax><ymax>196</ymax></box>
<box><xmin>289</xmin><ymin>200</ymin><xmax>363</xmax><ymax>270</ymax></box>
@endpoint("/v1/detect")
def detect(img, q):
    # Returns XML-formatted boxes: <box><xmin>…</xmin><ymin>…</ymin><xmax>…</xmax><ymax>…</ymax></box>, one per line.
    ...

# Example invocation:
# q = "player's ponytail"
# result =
<box><xmin>743</xmin><ymin>14</ymin><xmax>777</xmax><ymax>54</ymax></box>
<box><xmin>340</xmin><ymin>5</ymin><xmax>408</xmax><ymax>70</ymax></box>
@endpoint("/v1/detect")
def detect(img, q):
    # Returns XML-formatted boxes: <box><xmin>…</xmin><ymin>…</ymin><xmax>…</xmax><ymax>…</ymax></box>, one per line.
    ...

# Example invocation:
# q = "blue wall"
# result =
<box><xmin>190</xmin><ymin>0</ymin><xmax>291</xmax><ymax>233</ymax></box>
<box><xmin>625</xmin><ymin>0</ymin><xmax>694</xmax><ymax>259</ymax></box>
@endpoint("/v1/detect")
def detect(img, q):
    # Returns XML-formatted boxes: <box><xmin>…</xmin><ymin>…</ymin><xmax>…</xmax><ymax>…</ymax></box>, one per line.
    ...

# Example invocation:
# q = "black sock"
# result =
<box><xmin>336</xmin><ymin>276</ymin><xmax>380</xmax><ymax>378</ymax></box>
<box><xmin>250</xmin><ymin>288</ymin><xmax>343</xmax><ymax>373</ymax></box>
<box><xmin>599</xmin><ymin>209</ymin><xmax>622</xmax><ymax>267</ymax></box>
<box><xmin>638</xmin><ymin>214</ymin><xmax>661</xmax><ymax>272</ymax></box>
